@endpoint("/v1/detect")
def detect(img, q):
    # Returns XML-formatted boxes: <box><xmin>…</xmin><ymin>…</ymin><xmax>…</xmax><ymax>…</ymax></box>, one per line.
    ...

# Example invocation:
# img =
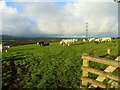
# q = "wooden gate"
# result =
<box><xmin>80</xmin><ymin>53</ymin><xmax>120</xmax><ymax>88</ymax></box>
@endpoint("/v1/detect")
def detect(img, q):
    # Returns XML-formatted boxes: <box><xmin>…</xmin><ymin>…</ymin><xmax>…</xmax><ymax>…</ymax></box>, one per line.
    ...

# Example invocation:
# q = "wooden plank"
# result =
<box><xmin>107</xmin><ymin>49</ymin><xmax>110</xmax><ymax>55</ymax></box>
<box><xmin>81</xmin><ymin>76</ymin><xmax>106</xmax><ymax>88</ymax></box>
<box><xmin>89</xmin><ymin>56</ymin><xmax>119</xmax><ymax>88</ymax></box>
<box><xmin>81</xmin><ymin>59</ymin><xmax>89</xmax><ymax>86</ymax></box>
<box><xmin>82</xmin><ymin>54</ymin><xmax>120</xmax><ymax>68</ymax></box>
<box><xmin>82</xmin><ymin>60</ymin><xmax>89</xmax><ymax>77</ymax></box>
<box><xmin>81</xmin><ymin>66</ymin><xmax>120</xmax><ymax>82</ymax></box>
<box><xmin>80</xmin><ymin>85</ymin><xmax>86</xmax><ymax>88</ymax></box>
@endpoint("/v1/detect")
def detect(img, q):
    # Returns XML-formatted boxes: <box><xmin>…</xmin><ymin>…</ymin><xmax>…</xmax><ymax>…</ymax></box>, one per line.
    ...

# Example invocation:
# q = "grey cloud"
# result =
<box><xmin>1</xmin><ymin>1</ymin><xmax>118</xmax><ymax>37</ymax></box>
<box><xmin>1</xmin><ymin>2</ymin><xmax>40</xmax><ymax>37</ymax></box>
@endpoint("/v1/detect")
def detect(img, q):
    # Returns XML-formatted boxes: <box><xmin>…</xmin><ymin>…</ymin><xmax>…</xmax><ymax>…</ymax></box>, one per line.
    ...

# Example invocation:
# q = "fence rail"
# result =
<box><xmin>82</xmin><ymin>54</ymin><xmax>120</xmax><ymax>68</ymax></box>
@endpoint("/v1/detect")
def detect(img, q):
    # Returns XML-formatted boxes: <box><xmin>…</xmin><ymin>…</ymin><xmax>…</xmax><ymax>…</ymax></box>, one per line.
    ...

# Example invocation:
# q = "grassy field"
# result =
<box><xmin>2</xmin><ymin>39</ymin><xmax>119</xmax><ymax>88</ymax></box>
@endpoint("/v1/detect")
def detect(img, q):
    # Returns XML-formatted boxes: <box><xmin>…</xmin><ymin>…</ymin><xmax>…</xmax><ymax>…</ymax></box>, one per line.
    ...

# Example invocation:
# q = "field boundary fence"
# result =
<box><xmin>80</xmin><ymin>53</ymin><xmax>120</xmax><ymax>88</ymax></box>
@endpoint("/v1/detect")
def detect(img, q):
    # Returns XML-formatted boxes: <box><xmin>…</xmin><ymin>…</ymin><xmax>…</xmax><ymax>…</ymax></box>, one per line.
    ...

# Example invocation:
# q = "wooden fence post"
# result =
<box><xmin>107</xmin><ymin>49</ymin><xmax>110</xmax><ymax>55</ymax></box>
<box><xmin>80</xmin><ymin>53</ymin><xmax>89</xmax><ymax>88</ymax></box>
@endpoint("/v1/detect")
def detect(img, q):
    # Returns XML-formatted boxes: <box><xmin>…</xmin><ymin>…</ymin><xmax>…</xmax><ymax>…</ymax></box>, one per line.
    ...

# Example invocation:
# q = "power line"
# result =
<box><xmin>86</xmin><ymin>22</ymin><xmax>88</xmax><ymax>38</ymax></box>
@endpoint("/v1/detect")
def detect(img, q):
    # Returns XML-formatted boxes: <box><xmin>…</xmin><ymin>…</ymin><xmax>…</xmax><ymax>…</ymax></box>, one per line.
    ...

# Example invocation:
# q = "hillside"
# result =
<box><xmin>1</xmin><ymin>35</ymin><xmax>26</xmax><ymax>40</ymax></box>
<box><xmin>2</xmin><ymin>39</ymin><xmax>119</xmax><ymax>88</ymax></box>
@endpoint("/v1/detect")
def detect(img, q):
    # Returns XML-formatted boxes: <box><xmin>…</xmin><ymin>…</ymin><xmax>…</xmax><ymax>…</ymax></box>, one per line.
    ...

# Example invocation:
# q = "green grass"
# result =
<box><xmin>2</xmin><ymin>39</ymin><xmax>119</xmax><ymax>88</ymax></box>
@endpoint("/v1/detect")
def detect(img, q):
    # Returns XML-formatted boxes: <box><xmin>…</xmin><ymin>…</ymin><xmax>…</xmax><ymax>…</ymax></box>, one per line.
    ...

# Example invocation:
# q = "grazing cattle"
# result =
<box><xmin>40</xmin><ymin>43</ymin><xmax>50</xmax><ymax>46</ymax></box>
<box><xmin>60</xmin><ymin>41</ymin><xmax>65</xmax><ymax>46</ymax></box>
<box><xmin>101</xmin><ymin>37</ymin><xmax>112</xmax><ymax>42</ymax></box>
<box><xmin>95</xmin><ymin>38</ymin><xmax>101</xmax><ymax>42</ymax></box>
<box><xmin>60</xmin><ymin>39</ymin><xmax>78</xmax><ymax>46</ymax></box>
<box><xmin>83</xmin><ymin>39</ymin><xmax>86</xmax><ymax>42</ymax></box>
<box><xmin>1</xmin><ymin>45</ymin><xmax>10</xmax><ymax>52</ymax></box>
<box><xmin>37</xmin><ymin>42</ymin><xmax>44</xmax><ymax>45</ymax></box>
<box><xmin>88</xmin><ymin>38</ymin><xmax>95</xmax><ymax>42</ymax></box>
<box><xmin>37</xmin><ymin>42</ymin><xmax>39</xmax><ymax>44</ymax></box>
<box><xmin>37</xmin><ymin>41</ymin><xmax>50</xmax><ymax>46</ymax></box>
<box><xmin>88</xmin><ymin>37</ymin><xmax>112</xmax><ymax>43</ymax></box>
<box><xmin>72</xmin><ymin>39</ymin><xmax>78</xmax><ymax>43</ymax></box>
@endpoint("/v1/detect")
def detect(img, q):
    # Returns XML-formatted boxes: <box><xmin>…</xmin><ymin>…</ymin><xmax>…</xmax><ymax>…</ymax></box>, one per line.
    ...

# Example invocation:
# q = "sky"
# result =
<box><xmin>0</xmin><ymin>0</ymin><xmax>118</xmax><ymax>37</ymax></box>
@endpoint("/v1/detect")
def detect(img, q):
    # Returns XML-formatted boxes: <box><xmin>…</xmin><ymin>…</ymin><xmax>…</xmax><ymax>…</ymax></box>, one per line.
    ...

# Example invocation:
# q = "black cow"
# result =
<box><xmin>40</xmin><ymin>43</ymin><xmax>50</xmax><ymax>46</ymax></box>
<box><xmin>37</xmin><ymin>42</ymin><xmax>44</xmax><ymax>45</ymax></box>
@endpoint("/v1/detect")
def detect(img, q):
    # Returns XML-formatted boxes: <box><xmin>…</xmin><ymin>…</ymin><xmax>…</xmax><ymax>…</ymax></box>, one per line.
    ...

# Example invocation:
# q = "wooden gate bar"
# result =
<box><xmin>82</xmin><ymin>54</ymin><xmax>120</xmax><ymax>68</ymax></box>
<box><xmin>81</xmin><ymin>76</ymin><xmax>106</xmax><ymax>88</ymax></box>
<box><xmin>81</xmin><ymin>66</ymin><xmax>120</xmax><ymax>82</ymax></box>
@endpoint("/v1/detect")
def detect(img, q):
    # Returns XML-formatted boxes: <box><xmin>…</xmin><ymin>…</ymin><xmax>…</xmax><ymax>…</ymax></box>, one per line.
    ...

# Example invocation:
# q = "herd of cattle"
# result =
<box><xmin>59</xmin><ymin>37</ymin><xmax>112</xmax><ymax>46</ymax></box>
<box><xmin>84</xmin><ymin>37</ymin><xmax>112</xmax><ymax>42</ymax></box>
<box><xmin>0</xmin><ymin>37</ymin><xmax>113</xmax><ymax>52</ymax></box>
<box><xmin>0</xmin><ymin>44</ymin><xmax>10</xmax><ymax>53</ymax></box>
<box><xmin>60</xmin><ymin>39</ymin><xmax>78</xmax><ymax>46</ymax></box>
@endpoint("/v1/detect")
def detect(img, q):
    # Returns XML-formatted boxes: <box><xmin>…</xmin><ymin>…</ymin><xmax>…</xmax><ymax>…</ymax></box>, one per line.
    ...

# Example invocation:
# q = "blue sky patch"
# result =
<box><xmin>6</xmin><ymin>2</ymin><xmax>24</xmax><ymax>12</ymax></box>
<box><xmin>54</xmin><ymin>2</ymin><xmax>67</xmax><ymax>7</ymax></box>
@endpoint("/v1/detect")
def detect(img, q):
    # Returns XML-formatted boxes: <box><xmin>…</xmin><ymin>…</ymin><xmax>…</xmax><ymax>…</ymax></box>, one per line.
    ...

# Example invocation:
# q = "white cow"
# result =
<box><xmin>95</xmin><ymin>38</ymin><xmax>101</xmax><ymax>42</ymax></box>
<box><xmin>88</xmin><ymin>38</ymin><xmax>95</xmax><ymax>42</ymax></box>
<box><xmin>37</xmin><ymin>42</ymin><xmax>39</xmax><ymax>44</ymax></box>
<box><xmin>72</xmin><ymin>39</ymin><xmax>78</xmax><ymax>43</ymax></box>
<box><xmin>83</xmin><ymin>39</ymin><xmax>86</xmax><ymax>42</ymax></box>
<box><xmin>60</xmin><ymin>39</ymin><xmax>72</xmax><ymax>46</ymax></box>
<box><xmin>101</xmin><ymin>37</ymin><xmax>112</xmax><ymax>42</ymax></box>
